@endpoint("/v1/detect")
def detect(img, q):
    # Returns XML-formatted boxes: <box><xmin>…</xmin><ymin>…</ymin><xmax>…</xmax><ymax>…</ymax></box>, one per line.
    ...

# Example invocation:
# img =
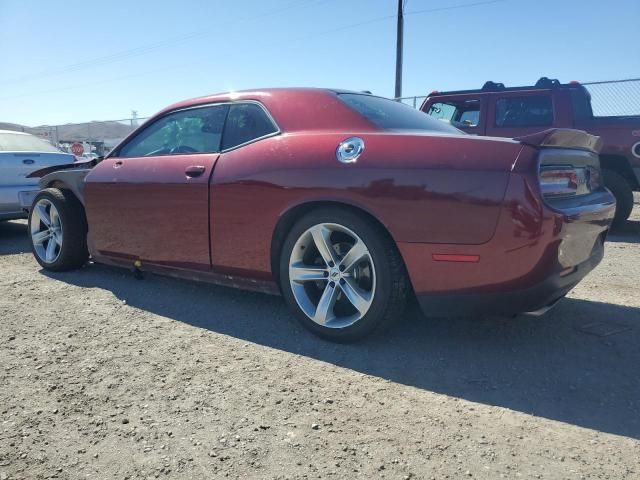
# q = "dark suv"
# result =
<box><xmin>421</xmin><ymin>77</ymin><xmax>640</xmax><ymax>226</ymax></box>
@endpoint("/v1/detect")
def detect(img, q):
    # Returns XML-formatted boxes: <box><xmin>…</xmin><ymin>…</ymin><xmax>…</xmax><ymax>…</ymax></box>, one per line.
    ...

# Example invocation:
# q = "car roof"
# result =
<box><xmin>109</xmin><ymin>88</ymin><xmax>382</xmax><ymax>152</ymax></box>
<box><xmin>0</xmin><ymin>129</ymin><xmax>31</xmax><ymax>135</ymax></box>
<box><xmin>160</xmin><ymin>88</ymin><xmax>371</xmax><ymax>113</ymax></box>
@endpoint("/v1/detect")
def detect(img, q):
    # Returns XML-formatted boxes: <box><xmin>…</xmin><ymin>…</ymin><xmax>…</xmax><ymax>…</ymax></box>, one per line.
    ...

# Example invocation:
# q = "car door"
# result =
<box><xmin>485</xmin><ymin>92</ymin><xmax>555</xmax><ymax>138</ymax></box>
<box><xmin>84</xmin><ymin>103</ymin><xmax>229</xmax><ymax>271</ymax></box>
<box><xmin>208</xmin><ymin>102</ymin><xmax>280</xmax><ymax>273</ymax></box>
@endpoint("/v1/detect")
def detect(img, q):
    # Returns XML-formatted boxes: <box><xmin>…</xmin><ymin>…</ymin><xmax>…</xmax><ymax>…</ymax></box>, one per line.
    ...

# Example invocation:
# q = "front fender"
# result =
<box><xmin>39</xmin><ymin>169</ymin><xmax>91</xmax><ymax>206</ymax></box>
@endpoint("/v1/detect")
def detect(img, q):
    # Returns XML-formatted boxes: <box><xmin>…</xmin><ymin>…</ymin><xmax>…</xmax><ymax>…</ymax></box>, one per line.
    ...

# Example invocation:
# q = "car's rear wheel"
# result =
<box><xmin>602</xmin><ymin>169</ymin><xmax>634</xmax><ymax>228</ymax></box>
<box><xmin>29</xmin><ymin>188</ymin><xmax>88</xmax><ymax>271</ymax></box>
<box><xmin>279</xmin><ymin>208</ymin><xmax>408</xmax><ymax>342</ymax></box>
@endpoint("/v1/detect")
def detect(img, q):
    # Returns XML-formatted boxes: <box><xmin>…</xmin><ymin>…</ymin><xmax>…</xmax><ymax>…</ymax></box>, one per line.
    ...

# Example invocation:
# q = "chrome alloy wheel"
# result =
<box><xmin>288</xmin><ymin>223</ymin><xmax>376</xmax><ymax>329</ymax></box>
<box><xmin>30</xmin><ymin>198</ymin><xmax>63</xmax><ymax>264</ymax></box>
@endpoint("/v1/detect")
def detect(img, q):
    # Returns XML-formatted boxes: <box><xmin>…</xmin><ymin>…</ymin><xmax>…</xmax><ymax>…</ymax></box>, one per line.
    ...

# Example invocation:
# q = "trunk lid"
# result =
<box><xmin>0</xmin><ymin>151</ymin><xmax>76</xmax><ymax>187</ymax></box>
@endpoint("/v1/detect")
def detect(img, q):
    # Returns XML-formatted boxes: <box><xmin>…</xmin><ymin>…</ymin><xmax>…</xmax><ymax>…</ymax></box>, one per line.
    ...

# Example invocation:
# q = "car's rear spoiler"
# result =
<box><xmin>27</xmin><ymin>157</ymin><xmax>98</xmax><ymax>178</ymax></box>
<box><xmin>515</xmin><ymin>128</ymin><xmax>602</xmax><ymax>154</ymax></box>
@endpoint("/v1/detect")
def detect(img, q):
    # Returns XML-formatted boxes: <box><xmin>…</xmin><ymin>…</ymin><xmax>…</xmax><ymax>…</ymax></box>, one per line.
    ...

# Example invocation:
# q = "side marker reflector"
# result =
<box><xmin>432</xmin><ymin>254</ymin><xmax>480</xmax><ymax>263</ymax></box>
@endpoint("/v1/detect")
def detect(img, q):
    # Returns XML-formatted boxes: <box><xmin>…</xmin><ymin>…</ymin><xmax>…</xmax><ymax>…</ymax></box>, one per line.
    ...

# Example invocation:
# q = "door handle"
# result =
<box><xmin>185</xmin><ymin>165</ymin><xmax>206</xmax><ymax>177</ymax></box>
<box><xmin>114</xmin><ymin>160</ymin><xmax>123</xmax><ymax>168</ymax></box>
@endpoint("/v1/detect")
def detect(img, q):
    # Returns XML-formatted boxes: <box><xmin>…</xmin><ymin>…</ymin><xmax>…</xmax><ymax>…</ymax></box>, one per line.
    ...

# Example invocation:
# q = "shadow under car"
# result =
<box><xmin>41</xmin><ymin>262</ymin><xmax>640</xmax><ymax>440</ymax></box>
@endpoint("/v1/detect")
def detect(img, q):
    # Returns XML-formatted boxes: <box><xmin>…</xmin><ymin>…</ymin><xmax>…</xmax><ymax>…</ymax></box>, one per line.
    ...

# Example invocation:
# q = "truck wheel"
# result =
<box><xmin>279</xmin><ymin>208</ymin><xmax>408</xmax><ymax>342</ymax></box>
<box><xmin>28</xmin><ymin>188</ymin><xmax>89</xmax><ymax>271</ymax></box>
<box><xmin>602</xmin><ymin>169</ymin><xmax>634</xmax><ymax>228</ymax></box>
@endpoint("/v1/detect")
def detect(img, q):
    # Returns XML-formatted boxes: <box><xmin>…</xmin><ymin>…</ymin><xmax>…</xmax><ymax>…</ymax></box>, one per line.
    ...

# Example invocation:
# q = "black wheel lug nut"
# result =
<box><xmin>328</xmin><ymin>261</ymin><xmax>335</xmax><ymax>268</ymax></box>
<box><xmin>323</xmin><ymin>271</ymin><xmax>329</xmax><ymax>277</ymax></box>
<box><xmin>339</xmin><ymin>265</ymin><xmax>345</xmax><ymax>272</ymax></box>
<box><xmin>339</xmin><ymin>278</ymin><xmax>345</xmax><ymax>285</ymax></box>
<box><xmin>329</xmin><ymin>281</ymin><xmax>336</xmax><ymax>288</ymax></box>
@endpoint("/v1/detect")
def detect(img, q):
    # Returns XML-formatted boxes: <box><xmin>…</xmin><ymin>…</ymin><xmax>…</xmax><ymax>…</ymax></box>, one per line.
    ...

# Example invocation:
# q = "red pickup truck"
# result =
<box><xmin>421</xmin><ymin>77</ymin><xmax>640</xmax><ymax>226</ymax></box>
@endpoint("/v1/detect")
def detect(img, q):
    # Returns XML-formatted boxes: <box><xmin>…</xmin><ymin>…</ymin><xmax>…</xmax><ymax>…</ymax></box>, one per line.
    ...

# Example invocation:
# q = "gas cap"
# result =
<box><xmin>336</xmin><ymin>137</ymin><xmax>364</xmax><ymax>164</ymax></box>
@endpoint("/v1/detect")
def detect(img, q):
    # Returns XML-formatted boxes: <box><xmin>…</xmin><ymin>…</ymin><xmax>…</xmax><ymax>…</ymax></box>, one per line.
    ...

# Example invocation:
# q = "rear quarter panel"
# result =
<box><xmin>210</xmin><ymin>132</ymin><xmax>522</xmax><ymax>277</ymax></box>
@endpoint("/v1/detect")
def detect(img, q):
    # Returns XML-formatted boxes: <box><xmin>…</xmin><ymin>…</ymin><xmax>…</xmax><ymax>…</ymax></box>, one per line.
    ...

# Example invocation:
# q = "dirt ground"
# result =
<box><xmin>1</xmin><ymin>198</ymin><xmax>639</xmax><ymax>480</ymax></box>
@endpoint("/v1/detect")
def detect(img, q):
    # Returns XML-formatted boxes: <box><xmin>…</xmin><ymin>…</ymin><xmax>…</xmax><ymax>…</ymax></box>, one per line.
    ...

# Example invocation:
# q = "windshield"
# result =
<box><xmin>0</xmin><ymin>132</ymin><xmax>61</xmax><ymax>152</ymax></box>
<box><xmin>339</xmin><ymin>93</ymin><xmax>461</xmax><ymax>134</ymax></box>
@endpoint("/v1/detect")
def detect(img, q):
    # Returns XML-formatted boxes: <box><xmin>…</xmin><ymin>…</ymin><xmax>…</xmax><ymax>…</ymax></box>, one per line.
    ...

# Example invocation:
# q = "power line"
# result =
<box><xmin>0</xmin><ymin>0</ymin><xmax>507</xmax><ymax>103</ymax></box>
<box><xmin>406</xmin><ymin>0</ymin><xmax>504</xmax><ymax>16</ymax></box>
<box><xmin>0</xmin><ymin>0</ymin><xmax>332</xmax><ymax>86</ymax></box>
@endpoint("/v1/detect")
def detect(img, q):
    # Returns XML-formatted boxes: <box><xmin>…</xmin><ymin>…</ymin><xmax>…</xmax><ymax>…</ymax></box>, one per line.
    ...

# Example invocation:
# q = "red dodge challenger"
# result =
<box><xmin>28</xmin><ymin>89</ymin><xmax>615</xmax><ymax>341</ymax></box>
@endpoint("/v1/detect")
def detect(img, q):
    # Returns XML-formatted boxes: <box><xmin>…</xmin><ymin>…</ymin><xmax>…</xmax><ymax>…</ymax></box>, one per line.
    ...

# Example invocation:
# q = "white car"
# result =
<box><xmin>0</xmin><ymin>130</ymin><xmax>75</xmax><ymax>221</ymax></box>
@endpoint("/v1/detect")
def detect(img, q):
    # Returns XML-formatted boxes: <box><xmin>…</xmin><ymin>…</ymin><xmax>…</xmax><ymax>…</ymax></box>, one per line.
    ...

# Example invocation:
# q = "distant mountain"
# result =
<box><xmin>0</xmin><ymin>121</ymin><xmax>31</xmax><ymax>132</ymax></box>
<box><xmin>0</xmin><ymin>120</ymin><xmax>137</xmax><ymax>144</ymax></box>
<box><xmin>32</xmin><ymin>121</ymin><xmax>136</xmax><ymax>143</ymax></box>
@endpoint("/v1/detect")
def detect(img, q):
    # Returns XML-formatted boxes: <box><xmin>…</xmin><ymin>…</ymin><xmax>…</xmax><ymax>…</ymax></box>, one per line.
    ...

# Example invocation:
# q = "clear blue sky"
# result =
<box><xmin>0</xmin><ymin>0</ymin><xmax>637</xmax><ymax>126</ymax></box>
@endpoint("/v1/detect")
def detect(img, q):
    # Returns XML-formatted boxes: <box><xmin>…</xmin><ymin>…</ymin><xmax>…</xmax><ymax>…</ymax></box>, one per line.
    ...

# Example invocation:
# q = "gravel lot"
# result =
<box><xmin>1</xmin><ymin>198</ymin><xmax>639</xmax><ymax>480</ymax></box>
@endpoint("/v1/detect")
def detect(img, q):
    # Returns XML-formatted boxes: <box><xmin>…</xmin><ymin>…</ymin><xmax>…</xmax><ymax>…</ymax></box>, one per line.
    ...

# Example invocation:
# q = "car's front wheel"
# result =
<box><xmin>29</xmin><ymin>188</ymin><xmax>88</xmax><ymax>271</ymax></box>
<box><xmin>279</xmin><ymin>208</ymin><xmax>408</xmax><ymax>342</ymax></box>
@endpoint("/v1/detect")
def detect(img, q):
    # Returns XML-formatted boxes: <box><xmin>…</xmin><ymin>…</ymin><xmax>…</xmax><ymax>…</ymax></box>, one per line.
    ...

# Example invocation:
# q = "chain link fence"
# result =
<box><xmin>395</xmin><ymin>78</ymin><xmax>640</xmax><ymax>117</ymax></box>
<box><xmin>582</xmin><ymin>79</ymin><xmax>640</xmax><ymax>117</ymax></box>
<box><xmin>396</xmin><ymin>95</ymin><xmax>428</xmax><ymax>109</ymax></box>
<box><xmin>22</xmin><ymin>117</ymin><xmax>151</xmax><ymax>156</ymax></box>
<box><xmin>5</xmin><ymin>78</ymin><xmax>638</xmax><ymax>155</ymax></box>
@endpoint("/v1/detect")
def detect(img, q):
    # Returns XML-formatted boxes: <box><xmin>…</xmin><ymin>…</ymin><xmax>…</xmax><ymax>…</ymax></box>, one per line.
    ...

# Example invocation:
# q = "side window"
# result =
<box><xmin>118</xmin><ymin>104</ymin><xmax>229</xmax><ymax>157</ymax></box>
<box><xmin>221</xmin><ymin>103</ymin><xmax>278</xmax><ymax>150</ymax></box>
<box><xmin>457</xmin><ymin>105</ymin><xmax>480</xmax><ymax>127</ymax></box>
<box><xmin>427</xmin><ymin>100</ymin><xmax>481</xmax><ymax>127</ymax></box>
<box><xmin>495</xmin><ymin>95</ymin><xmax>553</xmax><ymax>127</ymax></box>
<box><xmin>427</xmin><ymin>102</ymin><xmax>457</xmax><ymax>123</ymax></box>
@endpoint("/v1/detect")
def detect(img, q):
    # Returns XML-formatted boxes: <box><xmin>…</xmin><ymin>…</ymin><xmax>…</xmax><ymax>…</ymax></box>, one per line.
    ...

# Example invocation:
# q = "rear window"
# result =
<box><xmin>0</xmin><ymin>132</ymin><xmax>61</xmax><ymax>152</ymax></box>
<box><xmin>339</xmin><ymin>94</ymin><xmax>460</xmax><ymax>134</ymax></box>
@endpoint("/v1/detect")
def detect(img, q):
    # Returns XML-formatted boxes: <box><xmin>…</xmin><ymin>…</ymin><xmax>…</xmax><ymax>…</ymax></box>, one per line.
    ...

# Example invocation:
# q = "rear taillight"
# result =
<box><xmin>539</xmin><ymin>165</ymin><xmax>601</xmax><ymax>198</ymax></box>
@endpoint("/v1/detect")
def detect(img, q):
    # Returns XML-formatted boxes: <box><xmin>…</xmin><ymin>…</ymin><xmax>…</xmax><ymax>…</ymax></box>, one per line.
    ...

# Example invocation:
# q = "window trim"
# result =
<box><xmin>110</xmin><ymin>100</ymin><xmax>281</xmax><ymax>159</ymax></box>
<box><xmin>493</xmin><ymin>94</ymin><xmax>554</xmax><ymax>128</ymax></box>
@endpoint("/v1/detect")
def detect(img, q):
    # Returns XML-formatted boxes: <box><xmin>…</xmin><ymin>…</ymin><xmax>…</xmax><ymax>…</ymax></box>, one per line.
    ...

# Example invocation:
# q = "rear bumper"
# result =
<box><xmin>18</xmin><ymin>189</ymin><xmax>38</xmax><ymax>209</ymax></box>
<box><xmin>0</xmin><ymin>185</ymin><xmax>37</xmax><ymax>219</ymax></box>
<box><xmin>398</xmin><ymin>170</ymin><xmax>615</xmax><ymax>317</ymax></box>
<box><xmin>0</xmin><ymin>210</ymin><xmax>28</xmax><ymax>221</ymax></box>
<box><xmin>416</xmin><ymin>234</ymin><xmax>604</xmax><ymax>316</ymax></box>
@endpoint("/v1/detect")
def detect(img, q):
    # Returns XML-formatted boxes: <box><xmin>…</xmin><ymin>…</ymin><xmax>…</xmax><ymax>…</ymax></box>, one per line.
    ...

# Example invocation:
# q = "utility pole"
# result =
<box><xmin>394</xmin><ymin>0</ymin><xmax>404</xmax><ymax>99</ymax></box>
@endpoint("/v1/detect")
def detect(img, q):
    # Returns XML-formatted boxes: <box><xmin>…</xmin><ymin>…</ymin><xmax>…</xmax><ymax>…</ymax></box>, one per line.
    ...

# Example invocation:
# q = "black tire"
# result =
<box><xmin>28</xmin><ymin>188</ymin><xmax>89</xmax><ymax>271</ymax></box>
<box><xmin>279</xmin><ymin>208</ymin><xmax>408</xmax><ymax>342</ymax></box>
<box><xmin>602</xmin><ymin>169</ymin><xmax>634</xmax><ymax>228</ymax></box>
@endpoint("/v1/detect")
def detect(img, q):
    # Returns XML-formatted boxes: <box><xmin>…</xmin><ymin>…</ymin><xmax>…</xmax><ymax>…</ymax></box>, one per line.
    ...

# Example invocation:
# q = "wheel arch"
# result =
<box><xmin>600</xmin><ymin>154</ymin><xmax>639</xmax><ymax>189</ymax></box>
<box><xmin>43</xmin><ymin>179</ymin><xmax>71</xmax><ymax>191</ymax></box>
<box><xmin>39</xmin><ymin>170</ymin><xmax>90</xmax><ymax>207</ymax></box>
<box><xmin>269</xmin><ymin>200</ymin><xmax>402</xmax><ymax>286</ymax></box>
